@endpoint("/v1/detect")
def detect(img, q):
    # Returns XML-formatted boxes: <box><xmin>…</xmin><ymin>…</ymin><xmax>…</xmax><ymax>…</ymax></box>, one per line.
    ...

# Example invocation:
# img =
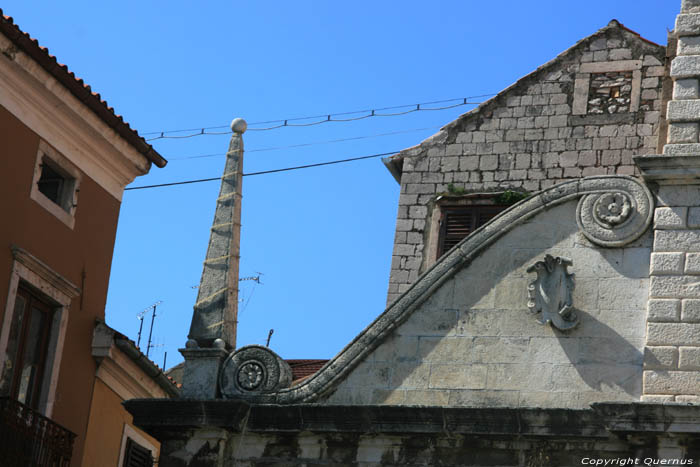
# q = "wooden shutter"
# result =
<box><xmin>123</xmin><ymin>438</ymin><xmax>153</xmax><ymax>467</ymax></box>
<box><xmin>437</xmin><ymin>205</ymin><xmax>507</xmax><ymax>258</ymax></box>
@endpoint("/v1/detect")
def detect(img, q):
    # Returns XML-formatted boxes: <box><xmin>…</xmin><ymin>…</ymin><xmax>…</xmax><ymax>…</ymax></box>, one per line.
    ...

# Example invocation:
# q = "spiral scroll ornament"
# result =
<box><xmin>219</xmin><ymin>345</ymin><xmax>292</xmax><ymax>397</ymax></box>
<box><xmin>576</xmin><ymin>177</ymin><xmax>653</xmax><ymax>247</ymax></box>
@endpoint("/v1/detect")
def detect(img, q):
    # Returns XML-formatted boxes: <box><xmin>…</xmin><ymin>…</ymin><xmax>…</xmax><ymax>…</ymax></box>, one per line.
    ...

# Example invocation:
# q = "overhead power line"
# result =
<box><xmin>142</xmin><ymin>95</ymin><xmax>494</xmax><ymax>141</ymax></box>
<box><xmin>124</xmin><ymin>150</ymin><xmax>399</xmax><ymax>191</ymax></box>
<box><xmin>167</xmin><ymin>126</ymin><xmax>441</xmax><ymax>161</ymax></box>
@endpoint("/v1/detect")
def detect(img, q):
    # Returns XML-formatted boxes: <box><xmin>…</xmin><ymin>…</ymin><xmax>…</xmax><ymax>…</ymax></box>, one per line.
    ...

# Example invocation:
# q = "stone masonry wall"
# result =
<box><xmin>642</xmin><ymin>0</ymin><xmax>700</xmax><ymax>402</ymax></box>
<box><xmin>644</xmin><ymin>194</ymin><xmax>700</xmax><ymax>402</ymax></box>
<box><xmin>386</xmin><ymin>23</ymin><xmax>665</xmax><ymax>306</ymax></box>
<box><xmin>327</xmin><ymin>201</ymin><xmax>651</xmax><ymax>409</ymax></box>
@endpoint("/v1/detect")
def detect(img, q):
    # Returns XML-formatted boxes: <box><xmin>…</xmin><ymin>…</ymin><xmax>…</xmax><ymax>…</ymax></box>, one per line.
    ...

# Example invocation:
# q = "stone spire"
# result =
<box><xmin>187</xmin><ymin>118</ymin><xmax>247</xmax><ymax>350</ymax></box>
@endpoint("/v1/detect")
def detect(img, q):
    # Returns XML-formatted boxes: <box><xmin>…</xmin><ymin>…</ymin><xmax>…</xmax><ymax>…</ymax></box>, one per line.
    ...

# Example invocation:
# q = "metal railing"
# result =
<box><xmin>0</xmin><ymin>397</ymin><xmax>76</xmax><ymax>467</ymax></box>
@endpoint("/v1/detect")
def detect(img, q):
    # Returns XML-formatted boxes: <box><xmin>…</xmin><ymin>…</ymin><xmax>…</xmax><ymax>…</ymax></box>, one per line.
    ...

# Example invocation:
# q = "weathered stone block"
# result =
<box><xmin>390</xmin><ymin>362</ymin><xmax>431</xmax><ymax>389</ymax></box>
<box><xmin>654</xmin><ymin>230</ymin><xmax>700</xmax><ymax>252</ymax></box>
<box><xmin>428</xmin><ymin>364</ymin><xmax>487</xmax><ymax>389</ymax></box>
<box><xmin>609</xmin><ymin>48</ymin><xmax>632</xmax><ymax>61</ymax></box>
<box><xmin>676</xmin><ymin>395</ymin><xmax>700</xmax><ymax>403</ymax></box>
<box><xmin>640</xmin><ymin>394</ymin><xmax>675</xmax><ymax>402</ymax></box>
<box><xmin>447</xmin><ymin>389</ymin><xmax>519</xmax><ymax>407</ymax></box>
<box><xmin>479</xmin><ymin>155</ymin><xmax>498</xmax><ymax>171</ymax></box>
<box><xmin>688</xmin><ymin>207</ymin><xmax>700</xmax><ymax>228</ymax></box>
<box><xmin>647</xmin><ymin>322</ymin><xmax>700</xmax><ymax>346</ymax></box>
<box><xmin>676</xmin><ymin>13</ymin><xmax>700</xmax><ymax>36</ymax></box>
<box><xmin>373</xmin><ymin>335</ymin><xmax>419</xmax><ymax>362</ymax></box>
<box><xmin>403</xmin><ymin>389</ymin><xmax>449</xmax><ymax>406</ymax></box>
<box><xmin>644</xmin><ymin>346</ymin><xmax>679</xmax><ymax>370</ymax></box>
<box><xmin>578</xmin><ymin>338</ymin><xmax>643</xmax><ymax>365</ymax></box>
<box><xmin>657</xmin><ymin>186</ymin><xmax>700</xmax><ymax>207</ymax></box>
<box><xmin>650</xmin><ymin>275</ymin><xmax>700</xmax><ymax>298</ymax></box>
<box><xmin>648</xmin><ymin>299</ymin><xmax>681</xmax><ymax>322</ymax></box>
<box><xmin>685</xmin><ymin>253</ymin><xmax>700</xmax><ymax>274</ymax></box>
<box><xmin>471</xmin><ymin>337</ymin><xmax>530</xmax><ymax>364</ymax></box>
<box><xmin>371</xmin><ymin>389</ymin><xmax>405</xmax><ymax>404</ymax></box>
<box><xmin>417</xmin><ymin>337</ymin><xmax>471</xmax><ymax>363</ymax></box>
<box><xmin>668</xmin><ymin>123</ymin><xmax>700</xmax><ymax>144</ymax></box>
<box><xmin>683</xmin><ymin>0</ymin><xmax>700</xmax><ymax>14</ymax></box>
<box><xmin>598</xmin><ymin>278</ymin><xmax>648</xmax><ymax>310</ymax></box>
<box><xmin>667</xmin><ymin>100</ymin><xmax>700</xmax><ymax>122</ymax></box>
<box><xmin>672</xmin><ymin>55</ymin><xmax>700</xmax><ymax>78</ymax></box>
<box><xmin>486</xmin><ymin>364</ymin><xmax>553</xmax><ymax>391</ymax></box>
<box><xmin>679</xmin><ymin>36</ymin><xmax>700</xmax><ymax>56</ymax></box>
<box><xmin>650</xmin><ymin>252</ymin><xmax>685</xmax><ymax>275</ymax></box>
<box><xmin>644</xmin><ymin>370</ymin><xmax>700</xmax><ymax>395</ymax></box>
<box><xmin>679</xmin><ymin>346</ymin><xmax>700</xmax><ymax>369</ymax></box>
<box><xmin>682</xmin><ymin>299</ymin><xmax>700</xmax><ymax>322</ymax></box>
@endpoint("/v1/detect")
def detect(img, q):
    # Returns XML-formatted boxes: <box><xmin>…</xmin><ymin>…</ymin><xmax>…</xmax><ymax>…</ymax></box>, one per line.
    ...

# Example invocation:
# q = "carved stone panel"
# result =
<box><xmin>219</xmin><ymin>345</ymin><xmax>292</xmax><ymax>398</ymax></box>
<box><xmin>576</xmin><ymin>176</ymin><xmax>653</xmax><ymax>247</ymax></box>
<box><xmin>527</xmin><ymin>255</ymin><xmax>578</xmax><ymax>331</ymax></box>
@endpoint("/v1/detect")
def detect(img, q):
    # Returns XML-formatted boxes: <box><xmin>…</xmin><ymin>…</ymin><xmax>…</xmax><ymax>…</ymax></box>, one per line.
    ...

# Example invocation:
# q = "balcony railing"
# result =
<box><xmin>0</xmin><ymin>397</ymin><xmax>76</xmax><ymax>467</ymax></box>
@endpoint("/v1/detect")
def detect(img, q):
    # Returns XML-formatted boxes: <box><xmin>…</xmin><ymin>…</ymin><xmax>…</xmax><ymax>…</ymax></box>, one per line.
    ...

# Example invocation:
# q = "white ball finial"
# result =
<box><xmin>231</xmin><ymin>118</ymin><xmax>247</xmax><ymax>134</ymax></box>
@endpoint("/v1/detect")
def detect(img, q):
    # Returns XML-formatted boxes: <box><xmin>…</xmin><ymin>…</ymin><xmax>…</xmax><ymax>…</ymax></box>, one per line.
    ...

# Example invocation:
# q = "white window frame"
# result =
<box><xmin>0</xmin><ymin>246</ymin><xmax>79</xmax><ymax>417</ymax></box>
<box><xmin>117</xmin><ymin>424</ymin><xmax>157</xmax><ymax>467</ymax></box>
<box><xmin>29</xmin><ymin>140</ymin><xmax>81</xmax><ymax>230</ymax></box>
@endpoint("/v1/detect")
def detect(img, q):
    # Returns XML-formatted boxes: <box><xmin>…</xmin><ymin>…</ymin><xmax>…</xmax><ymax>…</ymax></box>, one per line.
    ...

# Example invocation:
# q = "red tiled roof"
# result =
<box><xmin>0</xmin><ymin>10</ymin><xmax>166</xmax><ymax>168</ymax></box>
<box><xmin>287</xmin><ymin>359</ymin><xmax>328</xmax><ymax>383</ymax></box>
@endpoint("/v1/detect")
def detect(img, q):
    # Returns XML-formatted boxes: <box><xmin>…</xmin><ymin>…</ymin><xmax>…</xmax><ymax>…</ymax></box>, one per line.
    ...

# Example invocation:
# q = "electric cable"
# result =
<box><xmin>124</xmin><ymin>150</ymin><xmax>399</xmax><ymax>191</ymax></box>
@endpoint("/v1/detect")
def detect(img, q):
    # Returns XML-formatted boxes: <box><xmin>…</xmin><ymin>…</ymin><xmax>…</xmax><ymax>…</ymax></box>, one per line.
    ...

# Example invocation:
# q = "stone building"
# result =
<box><xmin>382</xmin><ymin>19</ymin><xmax>666</xmax><ymax>306</ymax></box>
<box><xmin>127</xmin><ymin>1</ymin><xmax>700</xmax><ymax>465</ymax></box>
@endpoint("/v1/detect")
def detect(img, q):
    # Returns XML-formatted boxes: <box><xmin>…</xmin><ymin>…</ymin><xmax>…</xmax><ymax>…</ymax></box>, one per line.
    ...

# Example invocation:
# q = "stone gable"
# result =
<box><xmin>385</xmin><ymin>21</ymin><xmax>665</xmax><ymax>305</ymax></box>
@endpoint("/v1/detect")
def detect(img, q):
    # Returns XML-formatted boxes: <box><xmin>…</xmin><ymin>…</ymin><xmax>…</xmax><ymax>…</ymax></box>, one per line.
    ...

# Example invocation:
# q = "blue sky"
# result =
<box><xmin>4</xmin><ymin>1</ymin><xmax>679</xmax><ymax>368</ymax></box>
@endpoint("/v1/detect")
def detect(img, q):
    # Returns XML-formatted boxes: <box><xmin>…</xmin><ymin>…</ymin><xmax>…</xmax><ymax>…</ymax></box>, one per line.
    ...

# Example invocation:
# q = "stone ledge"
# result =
<box><xmin>635</xmin><ymin>154</ymin><xmax>700</xmax><ymax>184</ymax></box>
<box><xmin>124</xmin><ymin>399</ymin><xmax>607</xmax><ymax>439</ymax></box>
<box><xmin>591</xmin><ymin>402</ymin><xmax>700</xmax><ymax>433</ymax></box>
<box><xmin>125</xmin><ymin>400</ymin><xmax>700</xmax><ymax>442</ymax></box>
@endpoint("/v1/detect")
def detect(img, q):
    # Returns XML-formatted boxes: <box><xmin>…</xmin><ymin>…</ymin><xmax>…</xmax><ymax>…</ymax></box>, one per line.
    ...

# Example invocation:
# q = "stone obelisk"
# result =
<box><xmin>180</xmin><ymin>118</ymin><xmax>246</xmax><ymax>398</ymax></box>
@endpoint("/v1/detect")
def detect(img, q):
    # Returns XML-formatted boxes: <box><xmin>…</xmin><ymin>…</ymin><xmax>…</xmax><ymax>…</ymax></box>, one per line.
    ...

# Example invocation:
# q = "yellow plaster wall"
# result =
<box><xmin>81</xmin><ymin>378</ymin><xmax>160</xmax><ymax>467</ymax></box>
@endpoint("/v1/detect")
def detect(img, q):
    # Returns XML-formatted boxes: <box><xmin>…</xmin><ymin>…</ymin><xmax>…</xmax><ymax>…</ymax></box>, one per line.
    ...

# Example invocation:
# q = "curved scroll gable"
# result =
<box><xmin>254</xmin><ymin>176</ymin><xmax>653</xmax><ymax>404</ymax></box>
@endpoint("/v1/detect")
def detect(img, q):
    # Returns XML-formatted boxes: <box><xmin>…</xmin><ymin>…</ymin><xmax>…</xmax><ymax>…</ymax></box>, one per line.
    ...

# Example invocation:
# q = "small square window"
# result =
<box><xmin>437</xmin><ymin>205</ymin><xmax>507</xmax><ymax>258</ymax></box>
<box><xmin>29</xmin><ymin>141</ymin><xmax>81</xmax><ymax>229</ymax></box>
<box><xmin>37</xmin><ymin>159</ymin><xmax>76</xmax><ymax>212</ymax></box>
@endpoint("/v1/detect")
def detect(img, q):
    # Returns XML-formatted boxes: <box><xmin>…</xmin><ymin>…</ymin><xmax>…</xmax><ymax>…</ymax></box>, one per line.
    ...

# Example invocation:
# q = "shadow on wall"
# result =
<box><xmin>357</xmin><ymin>201</ymin><xmax>650</xmax><ymax>407</ymax></box>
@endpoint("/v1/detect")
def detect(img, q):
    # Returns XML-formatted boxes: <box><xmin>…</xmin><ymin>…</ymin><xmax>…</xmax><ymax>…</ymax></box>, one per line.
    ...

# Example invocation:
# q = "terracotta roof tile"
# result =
<box><xmin>0</xmin><ymin>10</ymin><xmax>166</xmax><ymax>168</ymax></box>
<box><xmin>287</xmin><ymin>359</ymin><xmax>328</xmax><ymax>383</ymax></box>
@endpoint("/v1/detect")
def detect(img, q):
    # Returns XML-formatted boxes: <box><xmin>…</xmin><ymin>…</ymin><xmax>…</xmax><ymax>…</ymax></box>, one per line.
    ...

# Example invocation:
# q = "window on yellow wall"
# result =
<box><xmin>122</xmin><ymin>438</ymin><xmax>154</xmax><ymax>467</ymax></box>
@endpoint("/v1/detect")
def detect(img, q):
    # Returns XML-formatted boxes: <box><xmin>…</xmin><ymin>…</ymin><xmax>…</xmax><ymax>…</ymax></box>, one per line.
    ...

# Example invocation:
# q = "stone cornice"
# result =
<box><xmin>635</xmin><ymin>153</ymin><xmax>700</xmax><ymax>184</ymax></box>
<box><xmin>124</xmin><ymin>399</ymin><xmax>607</xmax><ymax>441</ymax></box>
<box><xmin>11</xmin><ymin>245</ymin><xmax>80</xmax><ymax>300</ymax></box>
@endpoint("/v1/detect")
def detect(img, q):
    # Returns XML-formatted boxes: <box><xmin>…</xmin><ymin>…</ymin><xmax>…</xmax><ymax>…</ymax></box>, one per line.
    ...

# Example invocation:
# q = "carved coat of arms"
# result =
<box><xmin>526</xmin><ymin>255</ymin><xmax>578</xmax><ymax>330</ymax></box>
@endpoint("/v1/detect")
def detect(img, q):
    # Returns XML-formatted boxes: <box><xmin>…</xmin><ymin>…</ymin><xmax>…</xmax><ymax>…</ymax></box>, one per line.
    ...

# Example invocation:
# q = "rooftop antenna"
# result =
<box><xmin>136</xmin><ymin>300</ymin><xmax>162</xmax><ymax>348</ymax></box>
<box><xmin>190</xmin><ymin>272</ymin><xmax>263</xmax><ymax>289</ymax></box>
<box><xmin>266</xmin><ymin>328</ymin><xmax>274</xmax><ymax>347</ymax></box>
<box><xmin>146</xmin><ymin>301</ymin><xmax>163</xmax><ymax>358</ymax></box>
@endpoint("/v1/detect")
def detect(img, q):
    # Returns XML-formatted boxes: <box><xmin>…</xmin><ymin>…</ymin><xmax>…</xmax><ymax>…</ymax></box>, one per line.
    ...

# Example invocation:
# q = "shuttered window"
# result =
<box><xmin>123</xmin><ymin>438</ymin><xmax>153</xmax><ymax>467</ymax></box>
<box><xmin>437</xmin><ymin>205</ymin><xmax>507</xmax><ymax>258</ymax></box>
